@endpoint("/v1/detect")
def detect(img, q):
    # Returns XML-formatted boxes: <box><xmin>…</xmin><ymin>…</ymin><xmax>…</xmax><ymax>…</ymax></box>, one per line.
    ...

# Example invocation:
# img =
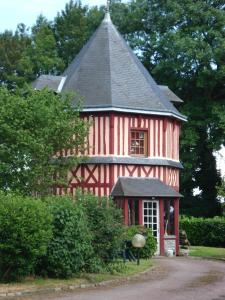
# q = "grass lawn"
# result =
<box><xmin>189</xmin><ymin>246</ymin><xmax>225</xmax><ymax>260</ymax></box>
<box><xmin>0</xmin><ymin>259</ymin><xmax>153</xmax><ymax>294</ymax></box>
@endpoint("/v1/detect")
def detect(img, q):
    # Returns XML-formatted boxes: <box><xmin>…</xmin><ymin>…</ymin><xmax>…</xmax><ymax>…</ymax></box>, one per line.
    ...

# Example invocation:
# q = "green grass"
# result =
<box><xmin>189</xmin><ymin>246</ymin><xmax>225</xmax><ymax>260</ymax></box>
<box><xmin>0</xmin><ymin>259</ymin><xmax>153</xmax><ymax>294</ymax></box>
<box><xmin>86</xmin><ymin>259</ymin><xmax>153</xmax><ymax>283</ymax></box>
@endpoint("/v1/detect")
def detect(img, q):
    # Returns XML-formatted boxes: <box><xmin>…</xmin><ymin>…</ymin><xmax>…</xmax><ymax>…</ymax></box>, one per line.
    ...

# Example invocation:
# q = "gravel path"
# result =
<box><xmin>14</xmin><ymin>257</ymin><xmax>225</xmax><ymax>300</ymax></box>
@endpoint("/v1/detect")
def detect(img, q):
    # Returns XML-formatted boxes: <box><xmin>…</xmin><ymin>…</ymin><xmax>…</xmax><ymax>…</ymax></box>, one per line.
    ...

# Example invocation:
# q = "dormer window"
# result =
<box><xmin>130</xmin><ymin>130</ymin><xmax>148</xmax><ymax>156</ymax></box>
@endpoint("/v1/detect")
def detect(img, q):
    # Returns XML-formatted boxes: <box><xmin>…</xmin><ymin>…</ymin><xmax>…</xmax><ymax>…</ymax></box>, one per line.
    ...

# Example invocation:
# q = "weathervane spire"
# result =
<box><xmin>103</xmin><ymin>0</ymin><xmax>111</xmax><ymax>22</ymax></box>
<box><xmin>106</xmin><ymin>0</ymin><xmax>110</xmax><ymax>12</ymax></box>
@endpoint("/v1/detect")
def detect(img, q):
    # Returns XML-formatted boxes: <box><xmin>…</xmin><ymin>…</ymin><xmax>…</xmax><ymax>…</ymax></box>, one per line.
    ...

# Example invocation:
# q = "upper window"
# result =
<box><xmin>130</xmin><ymin>130</ymin><xmax>148</xmax><ymax>156</ymax></box>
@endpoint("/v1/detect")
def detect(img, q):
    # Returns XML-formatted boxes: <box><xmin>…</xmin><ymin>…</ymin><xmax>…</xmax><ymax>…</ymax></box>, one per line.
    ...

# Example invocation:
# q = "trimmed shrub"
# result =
<box><xmin>124</xmin><ymin>225</ymin><xmax>157</xmax><ymax>258</ymax></box>
<box><xmin>78</xmin><ymin>193</ymin><xmax>124</xmax><ymax>266</ymax></box>
<box><xmin>180</xmin><ymin>216</ymin><xmax>225</xmax><ymax>247</ymax></box>
<box><xmin>37</xmin><ymin>196</ymin><xmax>96</xmax><ymax>278</ymax></box>
<box><xmin>0</xmin><ymin>192</ymin><xmax>52</xmax><ymax>282</ymax></box>
<box><xmin>0</xmin><ymin>191</ymin><xmax>125</xmax><ymax>280</ymax></box>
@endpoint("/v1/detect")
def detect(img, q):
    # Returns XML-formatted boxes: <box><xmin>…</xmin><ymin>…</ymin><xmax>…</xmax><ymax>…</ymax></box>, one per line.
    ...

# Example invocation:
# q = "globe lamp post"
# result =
<box><xmin>131</xmin><ymin>233</ymin><xmax>146</xmax><ymax>265</ymax></box>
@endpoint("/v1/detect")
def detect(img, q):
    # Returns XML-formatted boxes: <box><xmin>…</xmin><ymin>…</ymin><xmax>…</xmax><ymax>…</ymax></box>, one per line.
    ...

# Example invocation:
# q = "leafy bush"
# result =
<box><xmin>78</xmin><ymin>193</ymin><xmax>124</xmax><ymax>266</ymax></box>
<box><xmin>124</xmin><ymin>225</ymin><xmax>157</xmax><ymax>258</ymax></box>
<box><xmin>0</xmin><ymin>192</ymin><xmax>52</xmax><ymax>282</ymax></box>
<box><xmin>180</xmin><ymin>216</ymin><xmax>225</xmax><ymax>247</ymax></box>
<box><xmin>0</xmin><ymin>191</ymin><xmax>125</xmax><ymax>281</ymax></box>
<box><xmin>37</xmin><ymin>196</ymin><xmax>96</xmax><ymax>278</ymax></box>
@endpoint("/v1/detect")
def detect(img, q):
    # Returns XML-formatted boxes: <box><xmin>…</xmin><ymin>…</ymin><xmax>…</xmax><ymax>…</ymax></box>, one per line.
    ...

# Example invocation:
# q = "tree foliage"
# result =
<box><xmin>18</xmin><ymin>15</ymin><xmax>64</xmax><ymax>83</ymax></box>
<box><xmin>54</xmin><ymin>0</ymin><xmax>104</xmax><ymax>67</ymax></box>
<box><xmin>0</xmin><ymin>16</ymin><xmax>64</xmax><ymax>88</ymax></box>
<box><xmin>0</xmin><ymin>87</ymin><xmax>88</xmax><ymax>195</ymax></box>
<box><xmin>0</xmin><ymin>24</ymin><xmax>31</xmax><ymax>88</ymax></box>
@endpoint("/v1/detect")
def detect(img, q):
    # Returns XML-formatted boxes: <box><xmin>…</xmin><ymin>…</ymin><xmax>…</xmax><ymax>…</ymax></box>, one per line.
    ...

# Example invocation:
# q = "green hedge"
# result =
<box><xmin>37</xmin><ymin>194</ymin><xmax>124</xmax><ymax>277</ymax></box>
<box><xmin>77</xmin><ymin>193</ymin><xmax>124</xmax><ymax>267</ymax></box>
<box><xmin>0</xmin><ymin>191</ymin><xmax>139</xmax><ymax>282</ymax></box>
<box><xmin>0</xmin><ymin>192</ymin><xmax>52</xmax><ymax>282</ymax></box>
<box><xmin>37</xmin><ymin>196</ymin><xmax>97</xmax><ymax>278</ymax></box>
<box><xmin>180</xmin><ymin>216</ymin><xmax>225</xmax><ymax>247</ymax></box>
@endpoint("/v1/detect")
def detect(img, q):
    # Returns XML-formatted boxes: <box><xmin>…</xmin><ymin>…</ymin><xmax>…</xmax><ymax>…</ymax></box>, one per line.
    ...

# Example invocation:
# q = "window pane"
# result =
<box><xmin>131</xmin><ymin>147</ymin><xmax>135</xmax><ymax>153</ymax></box>
<box><xmin>130</xmin><ymin>130</ymin><xmax>147</xmax><ymax>156</ymax></box>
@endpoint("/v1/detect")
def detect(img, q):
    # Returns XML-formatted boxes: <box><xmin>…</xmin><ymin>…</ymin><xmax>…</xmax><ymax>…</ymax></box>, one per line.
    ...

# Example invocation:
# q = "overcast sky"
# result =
<box><xmin>0</xmin><ymin>0</ymin><xmax>107</xmax><ymax>32</ymax></box>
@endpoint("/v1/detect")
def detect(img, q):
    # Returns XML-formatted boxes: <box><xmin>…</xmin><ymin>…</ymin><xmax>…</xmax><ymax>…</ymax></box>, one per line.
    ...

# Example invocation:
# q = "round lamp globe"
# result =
<box><xmin>131</xmin><ymin>233</ymin><xmax>146</xmax><ymax>248</ymax></box>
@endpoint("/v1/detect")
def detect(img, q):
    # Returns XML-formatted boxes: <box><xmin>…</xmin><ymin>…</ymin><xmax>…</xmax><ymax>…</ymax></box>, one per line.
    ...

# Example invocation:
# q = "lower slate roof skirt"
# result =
<box><xmin>32</xmin><ymin>75</ymin><xmax>67</xmax><ymax>93</ymax></box>
<box><xmin>82</xmin><ymin>107</ymin><xmax>187</xmax><ymax>122</ymax></box>
<box><xmin>111</xmin><ymin>177</ymin><xmax>183</xmax><ymax>198</ymax></box>
<box><xmin>158</xmin><ymin>85</ymin><xmax>183</xmax><ymax>103</ymax></box>
<box><xmin>80</xmin><ymin>156</ymin><xmax>183</xmax><ymax>169</ymax></box>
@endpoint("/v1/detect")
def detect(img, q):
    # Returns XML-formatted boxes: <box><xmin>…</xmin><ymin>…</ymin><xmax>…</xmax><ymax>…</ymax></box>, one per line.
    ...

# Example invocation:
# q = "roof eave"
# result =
<box><xmin>112</xmin><ymin>194</ymin><xmax>183</xmax><ymax>197</ymax></box>
<box><xmin>110</xmin><ymin>176</ymin><xmax>183</xmax><ymax>198</ymax></box>
<box><xmin>82</xmin><ymin>106</ymin><xmax>187</xmax><ymax>122</ymax></box>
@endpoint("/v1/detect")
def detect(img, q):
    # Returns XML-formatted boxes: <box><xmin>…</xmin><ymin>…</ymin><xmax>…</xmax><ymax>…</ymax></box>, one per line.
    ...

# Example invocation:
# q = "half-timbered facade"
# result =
<box><xmin>34</xmin><ymin>10</ymin><xmax>186</xmax><ymax>256</ymax></box>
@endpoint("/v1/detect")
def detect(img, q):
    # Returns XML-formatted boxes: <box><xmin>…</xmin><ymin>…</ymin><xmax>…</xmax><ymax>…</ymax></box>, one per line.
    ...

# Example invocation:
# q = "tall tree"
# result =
<box><xmin>0</xmin><ymin>24</ymin><xmax>31</xmax><ymax>89</ymax></box>
<box><xmin>54</xmin><ymin>0</ymin><xmax>89</xmax><ymax>67</ymax></box>
<box><xmin>0</xmin><ymin>16</ymin><xmax>64</xmax><ymax>88</ymax></box>
<box><xmin>110</xmin><ymin>0</ymin><xmax>225</xmax><ymax>216</ymax></box>
<box><xmin>18</xmin><ymin>15</ymin><xmax>64</xmax><ymax>83</ymax></box>
<box><xmin>54</xmin><ymin>0</ymin><xmax>105</xmax><ymax>67</ymax></box>
<box><xmin>0</xmin><ymin>87</ymin><xmax>89</xmax><ymax>195</ymax></box>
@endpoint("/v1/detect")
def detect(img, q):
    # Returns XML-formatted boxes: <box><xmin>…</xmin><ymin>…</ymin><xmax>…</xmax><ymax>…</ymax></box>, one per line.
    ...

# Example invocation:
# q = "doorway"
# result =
<box><xmin>143</xmin><ymin>200</ymin><xmax>160</xmax><ymax>254</ymax></box>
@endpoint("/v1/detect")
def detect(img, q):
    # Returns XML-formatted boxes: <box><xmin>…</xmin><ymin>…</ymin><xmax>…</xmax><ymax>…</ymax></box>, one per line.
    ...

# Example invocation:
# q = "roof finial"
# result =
<box><xmin>103</xmin><ymin>0</ymin><xmax>111</xmax><ymax>22</ymax></box>
<box><xmin>106</xmin><ymin>0</ymin><xmax>110</xmax><ymax>12</ymax></box>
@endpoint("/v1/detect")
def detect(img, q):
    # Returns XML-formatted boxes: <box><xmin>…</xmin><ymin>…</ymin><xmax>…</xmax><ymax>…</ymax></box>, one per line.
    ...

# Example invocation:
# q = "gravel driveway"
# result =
<box><xmin>15</xmin><ymin>257</ymin><xmax>225</xmax><ymax>300</ymax></box>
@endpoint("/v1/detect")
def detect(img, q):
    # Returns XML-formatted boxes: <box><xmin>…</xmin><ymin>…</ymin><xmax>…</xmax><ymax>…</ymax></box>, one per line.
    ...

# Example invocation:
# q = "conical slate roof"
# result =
<box><xmin>33</xmin><ymin>13</ymin><xmax>186</xmax><ymax>121</ymax></box>
<box><xmin>62</xmin><ymin>13</ymin><xmax>186</xmax><ymax>121</ymax></box>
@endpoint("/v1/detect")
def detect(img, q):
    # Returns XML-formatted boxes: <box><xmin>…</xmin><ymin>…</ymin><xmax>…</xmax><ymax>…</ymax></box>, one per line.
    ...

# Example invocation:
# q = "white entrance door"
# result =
<box><xmin>143</xmin><ymin>200</ymin><xmax>160</xmax><ymax>255</ymax></box>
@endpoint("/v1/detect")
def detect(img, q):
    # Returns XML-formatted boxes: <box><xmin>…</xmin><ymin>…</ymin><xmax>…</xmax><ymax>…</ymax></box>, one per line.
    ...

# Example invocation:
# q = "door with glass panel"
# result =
<box><xmin>143</xmin><ymin>200</ymin><xmax>160</xmax><ymax>255</ymax></box>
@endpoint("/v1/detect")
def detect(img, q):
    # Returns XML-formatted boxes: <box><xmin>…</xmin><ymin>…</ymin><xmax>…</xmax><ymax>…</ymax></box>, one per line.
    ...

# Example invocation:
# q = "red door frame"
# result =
<box><xmin>124</xmin><ymin>198</ymin><xmax>129</xmax><ymax>226</ymax></box>
<box><xmin>174</xmin><ymin>198</ymin><xmax>179</xmax><ymax>255</ymax></box>
<box><xmin>138</xmin><ymin>199</ymin><xmax>143</xmax><ymax>225</ymax></box>
<box><xmin>159</xmin><ymin>198</ymin><xmax>164</xmax><ymax>256</ymax></box>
